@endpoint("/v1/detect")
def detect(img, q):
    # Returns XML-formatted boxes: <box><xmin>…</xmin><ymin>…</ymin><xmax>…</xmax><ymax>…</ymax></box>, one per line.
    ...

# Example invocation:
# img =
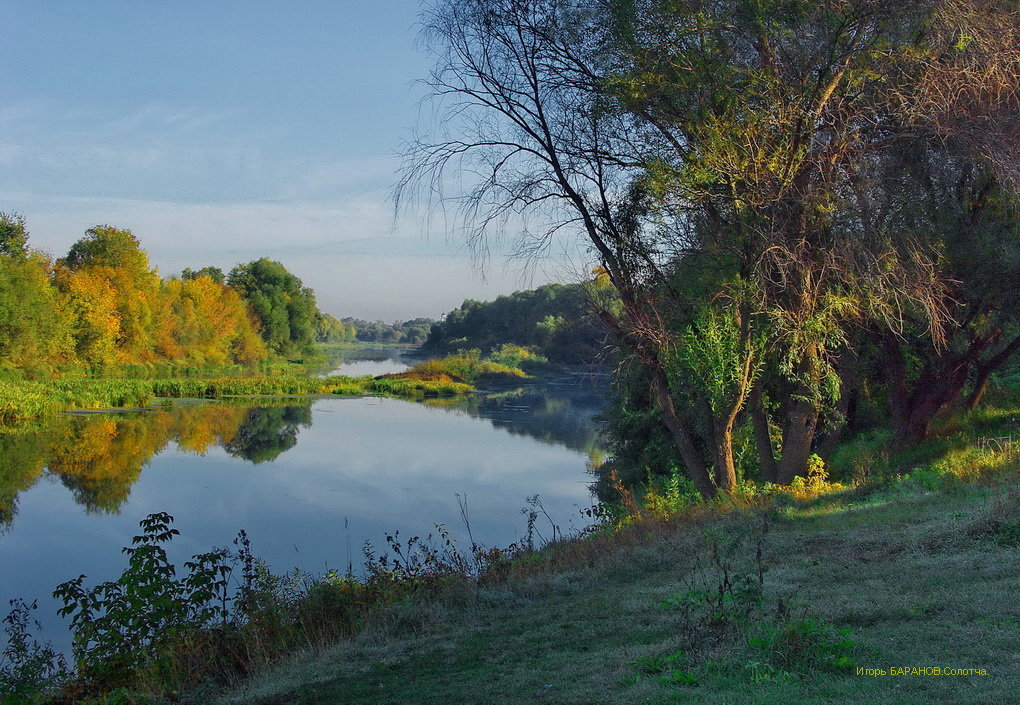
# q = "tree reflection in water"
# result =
<box><xmin>0</xmin><ymin>402</ymin><xmax>312</xmax><ymax>530</ymax></box>
<box><xmin>0</xmin><ymin>379</ymin><xmax>605</xmax><ymax>532</ymax></box>
<box><xmin>223</xmin><ymin>405</ymin><xmax>313</xmax><ymax>464</ymax></box>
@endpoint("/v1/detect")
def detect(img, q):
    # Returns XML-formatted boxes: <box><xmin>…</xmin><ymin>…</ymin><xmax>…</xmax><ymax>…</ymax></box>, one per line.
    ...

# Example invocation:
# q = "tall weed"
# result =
<box><xmin>0</xmin><ymin>600</ymin><xmax>67</xmax><ymax>703</ymax></box>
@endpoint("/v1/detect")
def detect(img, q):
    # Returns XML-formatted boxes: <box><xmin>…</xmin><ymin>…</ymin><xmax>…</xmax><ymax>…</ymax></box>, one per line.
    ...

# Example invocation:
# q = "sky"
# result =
<box><xmin>0</xmin><ymin>0</ymin><xmax>583</xmax><ymax>321</ymax></box>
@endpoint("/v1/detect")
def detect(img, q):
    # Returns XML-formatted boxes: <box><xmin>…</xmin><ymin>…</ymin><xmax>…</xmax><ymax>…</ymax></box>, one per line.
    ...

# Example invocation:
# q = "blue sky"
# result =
<box><xmin>0</xmin><ymin>0</ymin><xmax>580</xmax><ymax>320</ymax></box>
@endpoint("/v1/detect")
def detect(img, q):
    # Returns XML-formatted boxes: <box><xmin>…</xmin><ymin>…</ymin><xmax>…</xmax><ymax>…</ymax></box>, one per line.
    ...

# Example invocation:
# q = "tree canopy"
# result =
<box><xmin>405</xmin><ymin>0</ymin><xmax>1020</xmax><ymax>495</ymax></box>
<box><xmin>424</xmin><ymin>283</ymin><xmax>608</xmax><ymax>363</ymax></box>
<box><xmin>227</xmin><ymin>258</ymin><xmax>319</xmax><ymax>357</ymax></box>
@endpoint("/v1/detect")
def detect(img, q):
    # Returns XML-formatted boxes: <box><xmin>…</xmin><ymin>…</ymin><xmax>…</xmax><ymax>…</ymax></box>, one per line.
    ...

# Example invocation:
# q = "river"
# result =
<box><xmin>0</xmin><ymin>348</ymin><xmax>606</xmax><ymax>653</ymax></box>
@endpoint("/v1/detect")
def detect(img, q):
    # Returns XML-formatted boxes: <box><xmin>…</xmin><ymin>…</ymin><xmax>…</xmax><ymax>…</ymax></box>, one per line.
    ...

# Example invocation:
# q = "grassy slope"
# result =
<box><xmin>216</xmin><ymin>477</ymin><xmax>1020</xmax><ymax>705</ymax></box>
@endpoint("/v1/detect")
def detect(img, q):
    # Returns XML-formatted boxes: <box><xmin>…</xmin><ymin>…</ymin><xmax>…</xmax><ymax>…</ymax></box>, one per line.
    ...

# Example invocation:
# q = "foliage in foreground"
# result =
<box><xmin>2</xmin><ymin>511</ymin><xmax>511</xmax><ymax>703</ymax></box>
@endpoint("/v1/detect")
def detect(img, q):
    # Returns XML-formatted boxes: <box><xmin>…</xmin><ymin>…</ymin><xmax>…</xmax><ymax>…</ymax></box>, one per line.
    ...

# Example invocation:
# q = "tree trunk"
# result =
<box><xmin>710</xmin><ymin>301</ymin><xmax>757</xmax><ymax>493</ymax></box>
<box><xmin>966</xmin><ymin>371</ymin><xmax>992</xmax><ymax>411</ymax></box>
<box><xmin>749</xmin><ymin>384</ymin><xmax>778</xmax><ymax>483</ymax></box>
<box><xmin>713</xmin><ymin>417</ymin><xmax>738</xmax><ymax>492</ymax></box>
<box><xmin>965</xmin><ymin>332</ymin><xmax>1020</xmax><ymax>410</ymax></box>
<box><xmin>775</xmin><ymin>395</ymin><xmax>820</xmax><ymax>484</ymax></box>
<box><xmin>595</xmin><ymin>303</ymin><xmax>718</xmax><ymax>498</ymax></box>
<box><xmin>649</xmin><ymin>370</ymin><xmax>716</xmax><ymax>498</ymax></box>
<box><xmin>887</xmin><ymin>342</ymin><xmax>989</xmax><ymax>448</ymax></box>
<box><xmin>881</xmin><ymin>331</ymin><xmax>972</xmax><ymax>448</ymax></box>
<box><xmin>775</xmin><ymin>342</ymin><xmax>822</xmax><ymax>484</ymax></box>
<box><xmin>879</xmin><ymin>331</ymin><xmax>911</xmax><ymax>438</ymax></box>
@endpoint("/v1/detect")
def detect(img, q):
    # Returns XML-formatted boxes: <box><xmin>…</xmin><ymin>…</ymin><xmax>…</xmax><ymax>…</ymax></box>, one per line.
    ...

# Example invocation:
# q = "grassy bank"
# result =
<box><xmin>223</xmin><ymin>478</ymin><xmax>1019</xmax><ymax>705</ymax></box>
<box><xmin>0</xmin><ymin>344</ymin><xmax>557</xmax><ymax>422</ymax></box>
<box><xmin>0</xmin><ymin>347</ymin><xmax>552</xmax><ymax>422</ymax></box>
<box><xmin>214</xmin><ymin>417</ymin><xmax>1020</xmax><ymax>705</ymax></box>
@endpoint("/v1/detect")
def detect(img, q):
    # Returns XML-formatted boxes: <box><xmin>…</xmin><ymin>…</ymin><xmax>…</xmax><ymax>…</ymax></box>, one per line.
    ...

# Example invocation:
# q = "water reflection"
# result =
<box><xmin>0</xmin><ymin>402</ymin><xmax>312</xmax><ymax>530</ymax></box>
<box><xmin>0</xmin><ymin>379</ymin><xmax>605</xmax><ymax>653</ymax></box>
<box><xmin>223</xmin><ymin>406</ymin><xmax>313</xmax><ymax>464</ymax></box>
<box><xmin>0</xmin><ymin>378</ymin><xmax>604</xmax><ymax>533</ymax></box>
<box><xmin>425</xmin><ymin>375</ymin><xmax>606</xmax><ymax>453</ymax></box>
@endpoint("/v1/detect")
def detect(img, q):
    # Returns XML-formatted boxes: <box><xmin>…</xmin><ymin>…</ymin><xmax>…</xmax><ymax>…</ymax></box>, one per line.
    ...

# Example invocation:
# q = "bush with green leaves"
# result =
<box><xmin>0</xmin><ymin>599</ymin><xmax>67</xmax><ymax>703</ymax></box>
<box><xmin>53</xmin><ymin>513</ymin><xmax>234</xmax><ymax>687</ymax></box>
<box><xmin>748</xmin><ymin>617</ymin><xmax>855</xmax><ymax>673</ymax></box>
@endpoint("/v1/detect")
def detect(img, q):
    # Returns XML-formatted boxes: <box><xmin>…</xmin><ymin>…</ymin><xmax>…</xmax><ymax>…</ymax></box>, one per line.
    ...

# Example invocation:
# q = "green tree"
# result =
<box><xmin>227</xmin><ymin>258</ymin><xmax>319</xmax><ymax>357</ymax></box>
<box><xmin>64</xmin><ymin>226</ymin><xmax>151</xmax><ymax>274</ymax></box>
<box><xmin>181</xmin><ymin>266</ymin><xmax>226</xmax><ymax>285</ymax></box>
<box><xmin>0</xmin><ymin>215</ymin><xmax>72</xmax><ymax>372</ymax></box>
<box><xmin>315</xmin><ymin>313</ymin><xmax>355</xmax><ymax>343</ymax></box>
<box><xmin>425</xmin><ymin>284</ymin><xmax>605</xmax><ymax>363</ymax></box>
<box><xmin>404</xmin><ymin>0</ymin><xmax>1019</xmax><ymax>494</ymax></box>
<box><xmin>0</xmin><ymin>212</ymin><xmax>29</xmax><ymax>259</ymax></box>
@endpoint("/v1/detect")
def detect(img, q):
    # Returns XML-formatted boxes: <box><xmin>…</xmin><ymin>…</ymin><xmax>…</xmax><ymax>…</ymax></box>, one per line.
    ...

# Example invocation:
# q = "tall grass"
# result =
<box><xmin>0</xmin><ymin>379</ymin><xmax>153</xmax><ymax>422</ymax></box>
<box><xmin>3</xmin><ymin>515</ymin><xmax>493</xmax><ymax>702</ymax></box>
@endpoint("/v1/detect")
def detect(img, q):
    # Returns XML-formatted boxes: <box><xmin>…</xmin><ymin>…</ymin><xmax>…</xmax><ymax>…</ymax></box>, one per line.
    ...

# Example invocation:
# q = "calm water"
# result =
<box><xmin>320</xmin><ymin>345</ymin><xmax>417</xmax><ymax>377</ymax></box>
<box><xmin>0</xmin><ymin>364</ymin><xmax>604</xmax><ymax>652</ymax></box>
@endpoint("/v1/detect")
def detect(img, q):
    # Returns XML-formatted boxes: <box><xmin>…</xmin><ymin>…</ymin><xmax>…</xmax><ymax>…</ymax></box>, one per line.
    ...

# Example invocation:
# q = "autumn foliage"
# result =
<box><xmin>0</xmin><ymin>216</ymin><xmax>279</xmax><ymax>375</ymax></box>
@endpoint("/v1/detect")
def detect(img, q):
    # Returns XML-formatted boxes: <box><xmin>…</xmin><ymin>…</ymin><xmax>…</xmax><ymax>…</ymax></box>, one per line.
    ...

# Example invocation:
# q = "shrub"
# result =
<box><xmin>642</xmin><ymin>468</ymin><xmax>701</xmax><ymax>518</ymax></box>
<box><xmin>748</xmin><ymin>618</ymin><xmax>855</xmax><ymax>673</ymax></box>
<box><xmin>788</xmin><ymin>455</ymin><xmax>845</xmax><ymax>499</ymax></box>
<box><xmin>0</xmin><ymin>599</ymin><xmax>67</xmax><ymax>703</ymax></box>
<box><xmin>53</xmin><ymin>513</ymin><xmax>235</xmax><ymax>691</ymax></box>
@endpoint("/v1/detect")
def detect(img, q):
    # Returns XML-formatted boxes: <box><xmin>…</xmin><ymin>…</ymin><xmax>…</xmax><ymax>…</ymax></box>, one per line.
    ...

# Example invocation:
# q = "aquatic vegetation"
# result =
<box><xmin>405</xmin><ymin>349</ymin><xmax>527</xmax><ymax>384</ymax></box>
<box><xmin>0</xmin><ymin>371</ymin><xmax>475</xmax><ymax>422</ymax></box>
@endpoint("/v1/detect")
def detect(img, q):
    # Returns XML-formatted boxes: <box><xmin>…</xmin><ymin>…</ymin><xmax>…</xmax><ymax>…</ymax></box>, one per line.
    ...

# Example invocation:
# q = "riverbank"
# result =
<box><xmin>0</xmin><ymin>374</ymin><xmax>473</xmax><ymax>422</ymax></box>
<box><xmin>5</xmin><ymin>386</ymin><xmax>1017</xmax><ymax>704</ymax></box>
<box><xmin>215</xmin><ymin>397</ymin><xmax>1020</xmax><ymax>705</ymax></box>
<box><xmin>202</xmin><ymin>384</ymin><xmax>1020</xmax><ymax>704</ymax></box>
<box><xmin>225</xmin><ymin>475</ymin><xmax>1020</xmax><ymax>705</ymax></box>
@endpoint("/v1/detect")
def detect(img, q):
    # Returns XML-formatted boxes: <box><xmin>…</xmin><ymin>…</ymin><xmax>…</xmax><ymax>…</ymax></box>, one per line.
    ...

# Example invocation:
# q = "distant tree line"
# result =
<box><xmin>342</xmin><ymin>317</ymin><xmax>434</xmax><ymax>345</ymax></box>
<box><xmin>315</xmin><ymin>313</ymin><xmax>357</xmax><ymax>344</ymax></box>
<box><xmin>423</xmin><ymin>283</ymin><xmax>608</xmax><ymax>364</ymax></box>
<box><xmin>0</xmin><ymin>215</ymin><xmax>338</xmax><ymax>375</ymax></box>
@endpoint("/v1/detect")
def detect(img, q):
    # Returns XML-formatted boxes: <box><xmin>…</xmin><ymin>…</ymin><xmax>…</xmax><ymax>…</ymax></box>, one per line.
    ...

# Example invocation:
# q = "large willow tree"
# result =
<box><xmin>402</xmin><ymin>0</ymin><xmax>1019</xmax><ymax>496</ymax></box>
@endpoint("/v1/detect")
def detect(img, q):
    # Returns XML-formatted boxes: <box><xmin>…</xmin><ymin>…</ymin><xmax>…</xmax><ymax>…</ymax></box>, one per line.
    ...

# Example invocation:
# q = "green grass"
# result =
<box><xmin>0</xmin><ymin>378</ymin><xmax>154</xmax><ymax>422</ymax></box>
<box><xmin>215</xmin><ymin>475</ymin><xmax>1020</xmax><ymax>705</ymax></box>
<box><xmin>405</xmin><ymin>348</ymin><xmax>529</xmax><ymax>384</ymax></box>
<box><xmin>209</xmin><ymin>400</ymin><xmax>1020</xmax><ymax>705</ymax></box>
<box><xmin>9</xmin><ymin>427</ymin><xmax>1020</xmax><ymax>703</ymax></box>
